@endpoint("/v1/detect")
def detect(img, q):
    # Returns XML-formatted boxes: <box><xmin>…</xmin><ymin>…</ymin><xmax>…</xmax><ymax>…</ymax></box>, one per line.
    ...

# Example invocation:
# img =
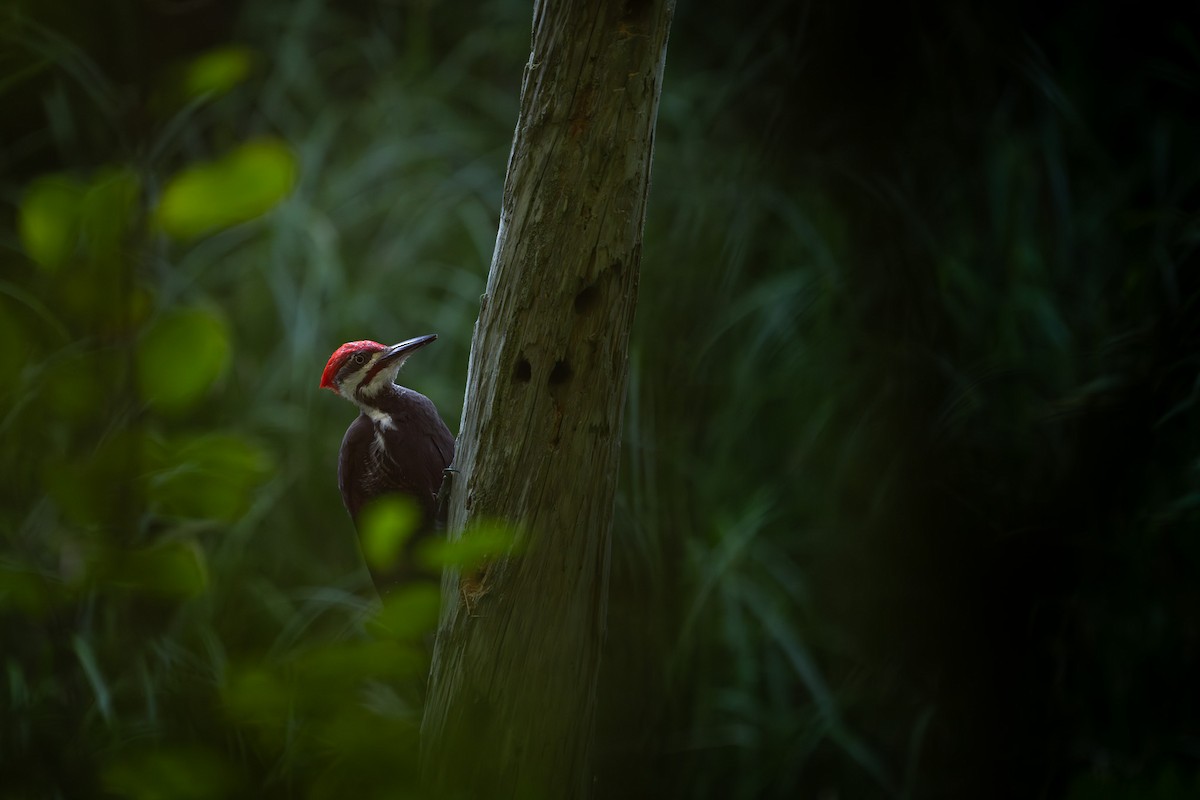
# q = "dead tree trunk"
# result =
<box><xmin>420</xmin><ymin>0</ymin><xmax>673</xmax><ymax>797</ymax></box>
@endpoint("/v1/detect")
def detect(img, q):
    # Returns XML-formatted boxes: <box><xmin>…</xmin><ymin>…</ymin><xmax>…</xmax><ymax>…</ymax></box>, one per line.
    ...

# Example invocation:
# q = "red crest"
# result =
<box><xmin>319</xmin><ymin>340</ymin><xmax>385</xmax><ymax>390</ymax></box>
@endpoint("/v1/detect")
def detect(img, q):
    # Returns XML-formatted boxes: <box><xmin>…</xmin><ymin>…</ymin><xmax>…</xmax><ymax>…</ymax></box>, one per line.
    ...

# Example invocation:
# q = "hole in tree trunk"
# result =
<box><xmin>514</xmin><ymin>357</ymin><xmax>532</xmax><ymax>383</ymax></box>
<box><xmin>574</xmin><ymin>284</ymin><xmax>599</xmax><ymax>315</ymax></box>
<box><xmin>549</xmin><ymin>360</ymin><xmax>572</xmax><ymax>385</ymax></box>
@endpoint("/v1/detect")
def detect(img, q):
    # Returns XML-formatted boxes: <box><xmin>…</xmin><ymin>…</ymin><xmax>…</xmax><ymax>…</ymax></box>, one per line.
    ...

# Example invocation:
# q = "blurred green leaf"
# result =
<box><xmin>98</xmin><ymin>539</ymin><xmax>209</xmax><ymax>597</ymax></box>
<box><xmin>80</xmin><ymin>167</ymin><xmax>141</xmax><ymax>262</ymax></box>
<box><xmin>42</xmin><ymin>429</ymin><xmax>141</xmax><ymax>527</ymax></box>
<box><xmin>417</xmin><ymin>519</ymin><xmax>519</xmax><ymax>570</ymax></box>
<box><xmin>225</xmin><ymin>642</ymin><xmax>424</xmax><ymax>735</ymax></box>
<box><xmin>294</xmin><ymin>639</ymin><xmax>424</xmax><ymax>685</ymax></box>
<box><xmin>145</xmin><ymin>433</ymin><xmax>273</xmax><ymax>522</ymax></box>
<box><xmin>221</xmin><ymin>666</ymin><xmax>292</xmax><ymax>727</ymax></box>
<box><xmin>18</xmin><ymin>174</ymin><xmax>83</xmax><ymax>270</ymax></box>
<box><xmin>359</xmin><ymin>496</ymin><xmax>420</xmax><ymax>573</ymax></box>
<box><xmin>136</xmin><ymin>308</ymin><xmax>230</xmax><ymax>414</ymax></box>
<box><xmin>40</xmin><ymin>346</ymin><xmax>121</xmax><ymax>423</ymax></box>
<box><xmin>182</xmin><ymin>46</ymin><xmax>254</xmax><ymax>99</ymax></box>
<box><xmin>366</xmin><ymin>583</ymin><xmax>441</xmax><ymax>641</ymax></box>
<box><xmin>306</xmin><ymin>707</ymin><xmax>422</xmax><ymax>800</ymax></box>
<box><xmin>156</xmin><ymin>139</ymin><xmax>297</xmax><ymax>239</ymax></box>
<box><xmin>102</xmin><ymin>745</ymin><xmax>243</xmax><ymax>800</ymax></box>
<box><xmin>0</xmin><ymin>562</ymin><xmax>67</xmax><ymax>615</ymax></box>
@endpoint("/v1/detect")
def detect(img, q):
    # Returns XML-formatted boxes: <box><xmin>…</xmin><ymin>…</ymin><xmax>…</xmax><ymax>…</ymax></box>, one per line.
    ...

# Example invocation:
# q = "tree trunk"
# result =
<box><xmin>420</xmin><ymin>1</ymin><xmax>673</xmax><ymax>798</ymax></box>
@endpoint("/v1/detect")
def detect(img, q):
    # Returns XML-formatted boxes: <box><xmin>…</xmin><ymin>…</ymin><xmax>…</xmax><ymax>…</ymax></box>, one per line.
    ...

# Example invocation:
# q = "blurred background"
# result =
<box><xmin>2</xmin><ymin>0</ymin><xmax>1198</xmax><ymax>798</ymax></box>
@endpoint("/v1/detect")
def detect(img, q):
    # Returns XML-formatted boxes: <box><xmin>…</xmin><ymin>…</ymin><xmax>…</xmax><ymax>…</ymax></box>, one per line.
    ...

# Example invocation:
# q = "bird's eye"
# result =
<box><xmin>352</xmin><ymin>354</ymin><xmax>367</xmax><ymax>365</ymax></box>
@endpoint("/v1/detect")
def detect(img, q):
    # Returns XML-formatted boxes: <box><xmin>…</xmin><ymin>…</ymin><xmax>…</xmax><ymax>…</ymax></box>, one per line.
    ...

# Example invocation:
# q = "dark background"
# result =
<box><xmin>1</xmin><ymin>1</ymin><xmax>1197</xmax><ymax>798</ymax></box>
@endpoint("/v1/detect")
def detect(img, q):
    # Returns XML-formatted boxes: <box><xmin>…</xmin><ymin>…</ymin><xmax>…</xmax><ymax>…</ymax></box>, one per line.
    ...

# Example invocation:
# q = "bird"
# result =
<box><xmin>319</xmin><ymin>334</ymin><xmax>454</xmax><ymax>595</ymax></box>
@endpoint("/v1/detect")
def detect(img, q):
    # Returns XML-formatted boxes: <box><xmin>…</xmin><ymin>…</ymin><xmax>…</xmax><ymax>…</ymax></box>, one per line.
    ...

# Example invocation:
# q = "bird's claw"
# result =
<box><xmin>435</xmin><ymin>467</ymin><xmax>459</xmax><ymax>530</ymax></box>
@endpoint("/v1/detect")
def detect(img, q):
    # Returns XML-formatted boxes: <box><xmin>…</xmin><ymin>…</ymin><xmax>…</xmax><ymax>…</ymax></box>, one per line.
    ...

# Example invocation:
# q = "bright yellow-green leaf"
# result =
<box><xmin>145</xmin><ymin>433</ymin><xmax>273</xmax><ymax>522</ymax></box>
<box><xmin>417</xmin><ymin>519</ymin><xmax>520</xmax><ymax>571</ymax></box>
<box><xmin>359</xmin><ymin>496</ymin><xmax>420</xmax><ymax>572</ymax></box>
<box><xmin>137</xmin><ymin>308</ymin><xmax>230</xmax><ymax>413</ymax></box>
<box><xmin>18</xmin><ymin>174</ymin><xmax>83</xmax><ymax>270</ymax></box>
<box><xmin>182</xmin><ymin>46</ymin><xmax>253</xmax><ymax>98</ymax></box>
<box><xmin>156</xmin><ymin>139</ymin><xmax>297</xmax><ymax>239</ymax></box>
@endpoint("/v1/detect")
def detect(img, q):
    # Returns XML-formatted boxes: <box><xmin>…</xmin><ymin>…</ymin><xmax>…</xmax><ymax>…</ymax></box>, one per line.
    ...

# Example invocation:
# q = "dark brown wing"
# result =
<box><xmin>337</xmin><ymin>412</ymin><xmax>375</xmax><ymax>524</ymax></box>
<box><xmin>338</xmin><ymin>389</ymin><xmax>454</xmax><ymax>595</ymax></box>
<box><xmin>375</xmin><ymin>388</ymin><xmax>454</xmax><ymax>526</ymax></box>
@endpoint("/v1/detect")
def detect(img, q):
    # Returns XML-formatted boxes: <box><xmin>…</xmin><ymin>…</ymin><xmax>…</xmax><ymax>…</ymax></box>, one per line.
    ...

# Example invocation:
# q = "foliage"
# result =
<box><xmin>612</xmin><ymin>1</ymin><xmax>1200</xmax><ymax>798</ymax></box>
<box><xmin>2</xmin><ymin>0</ymin><xmax>1198</xmax><ymax>799</ymax></box>
<box><xmin>1</xmin><ymin>1</ymin><xmax>515</xmax><ymax>796</ymax></box>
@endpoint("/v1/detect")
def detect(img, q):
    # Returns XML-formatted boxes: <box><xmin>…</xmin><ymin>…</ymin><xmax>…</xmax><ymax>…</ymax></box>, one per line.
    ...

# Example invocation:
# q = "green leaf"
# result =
<box><xmin>42</xmin><ymin>429</ymin><xmax>141</xmax><ymax>527</ymax></box>
<box><xmin>156</xmin><ymin>139</ymin><xmax>297</xmax><ymax>239</ymax></box>
<box><xmin>182</xmin><ymin>46</ymin><xmax>254</xmax><ymax>99</ymax></box>
<box><xmin>358</xmin><ymin>496</ymin><xmax>420</xmax><ymax>573</ymax></box>
<box><xmin>221</xmin><ymin>666</ymin><xmax>292</xmax><ymax>726</ymax></box>
<box><xmin>0</xmin><ymin>562</ymin><xmax>67</xmax><ymax>615</ymax></box>
<box><xmin>18</xmin><ymin>174</ymin><xmax>83</xmax><ymax>270</ymax></box>
<box><xmin>103</xmin><ymin>745</ymin><xmax>243</xmax><ymax>800</ymax></box>
<box><xmin>294</xmin><ymin>639</ymin><xmax>424</xmax><ymax>684</ymax></box>
<box><xmin>137</xmin><ymin>308</ymin><xmax>230</xmax><ymax>413</ymax></box>
<box><xmin>366</xmin><ymin>583</ymin><xmax>441</xmax><ymax>641</ymax></box>
<box><xmin>80</xmin><ymin>166</ymin><xmax>141</xmax><ymax>262</ymax></box>
<box><xmin>40</xmin><ymin>346</ymin><xmax>122</xmax><ymax>424</ymax></box>
<box><xmin>145</xmin><ymin>433</ymin><xmax>273</xmax><ymax>522</ymax></box>
<box><xmin>417</xmin><ymin>519</ymin><xmax>520</xmax><ymax>571</ymax></box>
<box><xmin>99</xmin><ymin>539</ymin><xmax>209</xmax><ymax>598</ymax></box>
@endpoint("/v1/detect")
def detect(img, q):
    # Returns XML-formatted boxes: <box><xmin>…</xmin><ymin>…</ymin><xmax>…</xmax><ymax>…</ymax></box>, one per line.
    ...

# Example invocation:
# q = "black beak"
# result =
<box><xmin>378</xmin><ymin>333</ymin><xmax>438</xmax><ymax>364</ymax></box>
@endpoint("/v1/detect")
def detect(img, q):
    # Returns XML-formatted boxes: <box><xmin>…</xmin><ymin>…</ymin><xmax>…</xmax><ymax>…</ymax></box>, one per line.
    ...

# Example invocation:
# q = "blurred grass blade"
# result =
<box><xmin>749</xmin><ymin>581</ymin><xmax>893</xmax><ymax>792</ymax></box>
<box><xmin>73</xmin><ymin>634</ymin><xmax>114</xmax><ymax>723</ymax></box>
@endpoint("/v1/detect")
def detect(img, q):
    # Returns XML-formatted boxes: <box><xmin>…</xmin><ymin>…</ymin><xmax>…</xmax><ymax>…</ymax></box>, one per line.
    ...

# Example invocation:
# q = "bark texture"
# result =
<box><xmin>420</xmin><ymin>0</ymin><xmax>673</xmax><ymax>797</ymax></box>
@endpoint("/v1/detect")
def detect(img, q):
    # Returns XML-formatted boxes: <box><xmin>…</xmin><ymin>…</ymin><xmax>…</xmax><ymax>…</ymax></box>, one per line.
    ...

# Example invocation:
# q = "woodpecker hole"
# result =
<box><xmin>549</xmin><ymin>359</ymin><xmax>573</xmax><ymax>386</ymax></box>
<box><xmin>574</xmin><ymin>284</ymin><xmax>599</xmax><ymax>315</ymax></box>
<box><xmin>621</xmin><ymin>0</ymin><xmax>652</xmax><ymax>23</ymax></box>
<box><xmin>513</xmin><ymin>357</ymin><xmax>532</xmax><ymax>383</ymax></box>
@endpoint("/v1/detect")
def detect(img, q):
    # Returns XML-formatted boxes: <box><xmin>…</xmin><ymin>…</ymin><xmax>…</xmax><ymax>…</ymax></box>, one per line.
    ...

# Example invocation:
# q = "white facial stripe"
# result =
<box><xmin>336</xmin><ymin>353</ymin><xmax>371</xmax><ymax>396</ymax></box>
<box><xmin>341</xmin><ymin>350</ymin><xmax>409</xmax><ymax>413</ymax></box>
<box><xmin>360</xmin><ymin>354</ymin><xmax>408</xmax><ymax>395</ymax></box>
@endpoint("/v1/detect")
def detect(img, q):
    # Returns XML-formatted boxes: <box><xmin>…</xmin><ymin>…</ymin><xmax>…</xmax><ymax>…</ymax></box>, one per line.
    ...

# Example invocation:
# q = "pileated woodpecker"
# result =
<box><xmin>319</xmin><ymin>334</ymin><xmax>454</xmax><ymax>595</ymax></box>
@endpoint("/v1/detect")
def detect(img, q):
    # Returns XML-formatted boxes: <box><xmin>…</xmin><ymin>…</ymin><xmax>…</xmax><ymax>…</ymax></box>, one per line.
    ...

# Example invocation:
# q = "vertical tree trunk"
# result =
<box><xmin>420</xmin><ymin>0</ymin><xmax>673</xmax><ymax>798</ymax></box>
